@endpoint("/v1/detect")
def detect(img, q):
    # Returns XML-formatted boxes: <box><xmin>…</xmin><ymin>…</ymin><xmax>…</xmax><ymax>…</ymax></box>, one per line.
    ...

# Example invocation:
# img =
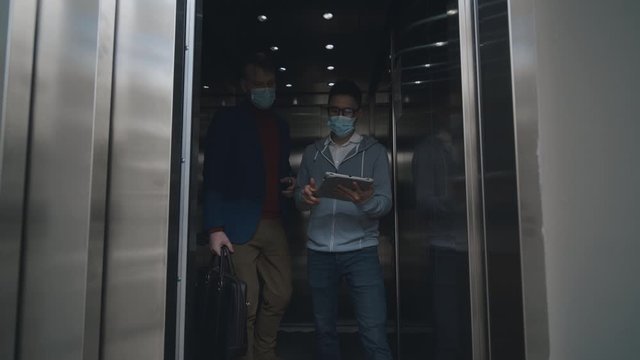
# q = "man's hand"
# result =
<box><xmin>280</xmin><ymin>176</ymin><xmax>296</xmax><ymax>198</ymax></box>
<box><xmin>209</xmin><ymin>231</ymin><xmax>234</xmax><ymax>255</ymax></box>
<box><xmin>302</xmin><ymin>178</ymin><xmax>321</xmax><ymax>206</ymax></box>
<box><xmin>337</xmin><ymin>181</ymin><xmax>374</xmax><ymax>204</ymax></box>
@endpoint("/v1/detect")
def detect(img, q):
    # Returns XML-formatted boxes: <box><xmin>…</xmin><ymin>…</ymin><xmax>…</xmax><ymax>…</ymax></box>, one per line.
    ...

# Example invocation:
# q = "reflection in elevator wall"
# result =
<box><xmin>393</xmin><ymin>1</ymin><xmax>472</xmax><ymax>359</ymax></box>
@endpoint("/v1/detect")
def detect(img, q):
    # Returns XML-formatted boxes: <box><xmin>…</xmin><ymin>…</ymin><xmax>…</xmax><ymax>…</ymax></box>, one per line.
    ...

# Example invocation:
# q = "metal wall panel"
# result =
<box><xmin>101</xmin><ymin>0</ymin><xmax>177</xmax><ymax>359</ymax></box>
<box><xmin>458</xmin><ymin>1</ymin><xmax>488</xmax><ymax>358</ymax></box>
<box><xmin>0</xmin><ymin>0</ymin><xmax>9</xmax><ymax>104</ymax></box>
<box><xmin>475</xmin><ymin>0</ymin><xmax>525</xmax><ymax>358</ymax></box>
<box><xmin>85</xmin><ymin>1</ymin><xmax>117</xmax><ymax>359</ymax></box>
<box><xmin>0</xmin><ymin>1</ymin><xmax>38</xmax><ymax>358</ymax></box>
<box><xmin>507</xmin><ymin>0</ymin><xmax>550</xmax><ymax>358</ymax></box>
<box><xmin>18</xmin><ymin>1</ymin><xmax>111</xmax><ymax>359</ymax></box>
<box><xmin>176</xmin><ymin>0</ymin><xmax>196</xmax><ymax>358</ymax></box>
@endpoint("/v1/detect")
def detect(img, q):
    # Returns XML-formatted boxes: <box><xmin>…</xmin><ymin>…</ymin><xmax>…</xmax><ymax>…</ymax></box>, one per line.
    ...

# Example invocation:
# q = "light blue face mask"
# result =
<box><xmin>250</xmin><ymin>87</ymin><xmax>276</xmax><ymax>109</ymax></box>
<box><xmin>327</xmin><ymin>115</ymin><xmax>356</xmax><ymax>137</ymax></box>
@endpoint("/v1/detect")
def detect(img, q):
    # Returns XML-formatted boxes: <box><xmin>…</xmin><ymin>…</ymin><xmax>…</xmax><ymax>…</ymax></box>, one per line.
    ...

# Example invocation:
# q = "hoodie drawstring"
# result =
<box><xmin>361</xmin><ymin>150</ymin><xmax>366</xmax><ymax>177</ymax></box>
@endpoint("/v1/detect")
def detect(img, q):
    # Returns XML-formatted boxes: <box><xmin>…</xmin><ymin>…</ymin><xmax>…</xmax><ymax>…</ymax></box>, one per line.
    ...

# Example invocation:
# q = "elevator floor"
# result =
<box><xmin>276</xmin><ymin>329</ymin><xmax>422</xmax><ymax>360</ymax></box>
<box><xmin>277</xmin><ymin>331</ymin><xmax>365</xmax><ymax>359</ymax></box>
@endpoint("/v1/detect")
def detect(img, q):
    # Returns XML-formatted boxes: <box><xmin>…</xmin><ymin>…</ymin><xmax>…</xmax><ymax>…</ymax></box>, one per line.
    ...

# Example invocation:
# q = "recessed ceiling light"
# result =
<box><xmin>203</xmin><ymin>85</ymin><xmax>210</xmax><ymax>89</ymax></box>
<box><xmin>323</xmin><ymin>12</ymin><xmax>334</xmax><ymax>20</ymax></box>
<box><xmin>279</xmin><ymin>67</ymin><xmax>287</xmax><ymax>72</ymax></box>
<box><xmin>414</xmin><ymin>80</ymin><xmax>422</xmax><ymax>84</ymax></box>
<box><xmin>435</xmin><ymin>41</ymin><xmax>447</xmax><ymax>47</ymax></box>
<box><xmin>325</xmin><ymin>44</ymin><xmax>334</xmax><ymax>50</ymax></box>
<box><xmin>286</xmin><ymin>83</ymin><xmax>293</xmax><ymax>88</ymax></box>
<box><xmin>257</xmin><ymin>15</ymin><xmax>268</xmax><ymax>22</ymax></box>
<box><xmin>270</xmin><ymin>46</ymin><xmax>279</xmax><ymax>51</ymax></box>
<box><xmin>447</xmin><ymin>9</ymin><xmax>458</xmax><ymax>16</ymax></box>
<box><xmin>328</xmin><ymin>82</ymin><xmax>335</xmax><ymax>87</ymax></box>
<box><xmin>327</xmin><ymin>65</ymin><xmax>335</xmax><ymax>71</ymax></box>
<box><xmin>424</xmin><ymin>64</ymin><xmax>431</xmax><ymax>68</ymax></box>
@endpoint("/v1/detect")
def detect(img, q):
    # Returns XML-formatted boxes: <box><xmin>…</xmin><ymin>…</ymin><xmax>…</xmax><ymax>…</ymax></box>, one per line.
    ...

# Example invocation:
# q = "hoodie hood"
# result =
<box><xmin>313</xmin><ymin>134</ymin><xmax>379</xmax><ymax>154</ymax></box>
<box><xmin>311</xmin><ymin>135</ymin><xmax>380</xmax><ymax>176</ymax></box>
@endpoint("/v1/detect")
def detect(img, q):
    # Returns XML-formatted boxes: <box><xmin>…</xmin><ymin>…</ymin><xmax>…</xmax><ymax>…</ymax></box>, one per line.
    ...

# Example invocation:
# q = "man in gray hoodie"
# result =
<box><xmin>295</xmin><ymin>80</ymin><xmax>393</xmax><ymax>360</ymax></box>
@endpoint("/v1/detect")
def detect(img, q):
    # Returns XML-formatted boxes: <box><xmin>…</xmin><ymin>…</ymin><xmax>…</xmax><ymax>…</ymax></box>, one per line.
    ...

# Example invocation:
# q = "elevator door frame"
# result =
<box><xmin>174</xmin><ymin>0</ymin><xmax>491</xmax><ymax>359</ymax></box>
<box><xmin>458</xmin><ymin>0</ymin><xmax>490</xmax><ymax>359</ymax></box>
<box><xmin>174</xmin><ymin>0</ymin><xmax>196</xmax><ymax>359</ymax></box>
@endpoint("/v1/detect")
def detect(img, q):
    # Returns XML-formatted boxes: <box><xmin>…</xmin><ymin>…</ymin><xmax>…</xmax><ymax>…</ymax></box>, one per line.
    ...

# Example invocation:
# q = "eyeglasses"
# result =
<box><xmin>327</xmin><ymin>106</ymin><xmax>359</xmax><ymax>118</ymax></box>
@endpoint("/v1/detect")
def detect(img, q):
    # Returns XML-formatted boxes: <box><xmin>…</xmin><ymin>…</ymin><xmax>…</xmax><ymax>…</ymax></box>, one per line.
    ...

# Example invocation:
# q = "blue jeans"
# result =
<box><xmin>308</xmin><ymin>246</ymin><xmax>393</xmax><ymax>360</ymax></box>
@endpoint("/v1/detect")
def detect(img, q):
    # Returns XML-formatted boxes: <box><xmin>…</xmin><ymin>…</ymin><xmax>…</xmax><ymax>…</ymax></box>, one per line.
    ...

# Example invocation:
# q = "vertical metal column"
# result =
<box><xmin>458</xmin><ymin>0</ymin><xmax>489</xmax><ymax>359</ymax></box>
<box><xmin>85</xmin><ymin>1</ymin><xmax>118</xmax><ymax>358</ymax></box>
<box><xmin>0</xmin><ymin>1</ymin><xmax>38</xmax><ymax>359</ymax></box>
<box><xmin>101</xmin><ymin>1</ymin><xmax>177</xmax><ymax>359</ymax></box>
<box><xmin>389</xmin><ymin>32</ymin><xmax>402</xmax><ymax>360</ymax></box>
<box><xmin>16</xmin><ymin>1</ymin><xmax>117</xmax><ymax>359</ymax></box>
<box><xmin>508</xmin><ymin>0</ymin><xmax>549</xmax><ymax>358</ymax></box>
<box><xmin>1</xmin><ymin>2</ymin><xmax>179</xmax><ymax>359</ymax></box>
<box><xmin>175</xmin><ymin>0</ymin><xmax>196</xmax><ymax>358</ymax></box>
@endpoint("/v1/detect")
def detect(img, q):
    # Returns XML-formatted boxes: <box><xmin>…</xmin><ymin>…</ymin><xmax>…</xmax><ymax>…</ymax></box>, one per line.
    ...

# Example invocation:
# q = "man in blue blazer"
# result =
<box><xmin>203</xmin><ymin>52</ymin><xmax>294</xmax><ymax>360</ymax></box>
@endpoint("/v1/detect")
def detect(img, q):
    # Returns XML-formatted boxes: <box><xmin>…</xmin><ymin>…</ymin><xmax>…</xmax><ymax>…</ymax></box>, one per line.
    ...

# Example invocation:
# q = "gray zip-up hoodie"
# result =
<box><xmin>295</xmin><ymin>135</ymin><xmax>392</xmax><ymax>252</ymax></box>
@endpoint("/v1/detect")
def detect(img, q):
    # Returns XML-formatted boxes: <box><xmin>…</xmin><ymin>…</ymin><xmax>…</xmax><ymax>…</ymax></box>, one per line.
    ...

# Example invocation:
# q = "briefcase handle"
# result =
<box><xmin>220</xmin><ymin>246</ymin><xmax>237</xmax><ymax>276</ymax></box>
<box><xmin>212</xmin><ymin>245</ymin><xmax>237</xmax><ymax>278</ymax></box>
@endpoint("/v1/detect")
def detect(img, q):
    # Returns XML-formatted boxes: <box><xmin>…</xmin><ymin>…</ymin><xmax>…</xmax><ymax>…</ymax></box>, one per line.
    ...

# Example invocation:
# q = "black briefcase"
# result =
<box><xmin>196</xmin><ymin>246</ymin><xmax>248</xmax><ymax>360</ymax></box>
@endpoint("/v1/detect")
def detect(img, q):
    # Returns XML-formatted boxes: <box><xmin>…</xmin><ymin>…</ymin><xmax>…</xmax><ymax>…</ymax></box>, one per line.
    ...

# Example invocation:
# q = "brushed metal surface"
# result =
<box><xmin>84</xmin><ymin>1</ymin><xmax>117</xmax><ymax>359</ymax></box>
<box><xmin>101</xmin><ymin>0</ymin><xmax>177</xmax><ymax>359</ymax></box>
<box><xmin>176</xmin><ymin>0</ymin><xmax>196</xmax><ymax>359</ymax></box>
<box><xmin>18</xmin><ymin>1</ymin><xmax>104</xmax><ymax>359</ymax></box>
<box><xmin>0</xmin><ymin>1</ymin><xmax>38</xmax><ymax>358</ymax></box>
<box><xmin>507</xmin><ymin>0</ymin><xmax>549</xmax><ymax>358</ymax></box>
<box><xmin>458</xmin><ymin>0</ymin><xmax>489</xmax><ymax>358</ymax></box>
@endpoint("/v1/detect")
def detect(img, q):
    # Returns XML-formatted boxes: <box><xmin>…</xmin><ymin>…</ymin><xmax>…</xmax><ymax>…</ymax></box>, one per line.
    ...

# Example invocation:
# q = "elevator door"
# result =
<box><xmin>179</xmin><ymin>0</ymin><xmax>527</xmax><ymax>359</ymax></box>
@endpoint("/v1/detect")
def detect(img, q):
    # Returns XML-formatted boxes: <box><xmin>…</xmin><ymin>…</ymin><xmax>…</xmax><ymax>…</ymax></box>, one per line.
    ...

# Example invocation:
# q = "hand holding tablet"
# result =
<box><xmin>316</xmin><ymin>172</ymin><xmax>375</xmax><ymax>202</ymax></box>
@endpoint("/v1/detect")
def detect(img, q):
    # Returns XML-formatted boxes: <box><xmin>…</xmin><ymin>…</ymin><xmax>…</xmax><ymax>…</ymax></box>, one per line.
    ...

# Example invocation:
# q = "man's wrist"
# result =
<box><xmin>209</xmin><ymin>227</ymin><xmax>224</xmax><ymax>235</ymax></box>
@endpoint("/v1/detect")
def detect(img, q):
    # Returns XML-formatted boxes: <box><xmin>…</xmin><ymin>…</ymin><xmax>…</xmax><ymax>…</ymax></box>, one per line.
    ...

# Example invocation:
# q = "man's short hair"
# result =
<box><xmin>240</xmin><ymin>52</ymin><xmax>275</xmax><ymax>79</ymax></box>
<box><xmin>328</xmin><ymin>80</ymin><xmax>363</xmax><ymax>108</ymax></box>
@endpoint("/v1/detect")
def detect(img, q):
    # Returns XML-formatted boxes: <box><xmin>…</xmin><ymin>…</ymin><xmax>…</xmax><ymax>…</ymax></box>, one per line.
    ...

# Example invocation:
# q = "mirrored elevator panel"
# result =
<box><xmin>393</xmin><ymin>0</ymin><xmax>472</xmax><ymax>359</ymax></box>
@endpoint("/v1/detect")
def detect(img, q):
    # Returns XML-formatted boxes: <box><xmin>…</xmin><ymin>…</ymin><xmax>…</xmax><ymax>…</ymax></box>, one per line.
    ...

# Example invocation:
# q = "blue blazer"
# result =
<box><xmin>202</xmin><ymin>103</ymin><xmax>292</xmax><ymax>244</ymax></box>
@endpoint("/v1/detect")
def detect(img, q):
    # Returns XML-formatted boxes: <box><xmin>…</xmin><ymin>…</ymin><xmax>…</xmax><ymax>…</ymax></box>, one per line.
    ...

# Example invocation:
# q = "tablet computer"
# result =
<box><xmin>316</xmin><ymin>172</ymin><xmax>374</xmax><ymax>201</ymax></box>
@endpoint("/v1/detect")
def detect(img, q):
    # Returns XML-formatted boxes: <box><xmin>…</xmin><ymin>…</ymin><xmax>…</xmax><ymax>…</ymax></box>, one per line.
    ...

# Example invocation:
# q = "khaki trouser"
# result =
<box><xmin>233</xmin><ymin>219</ymin><xmax>292</xmax><ymax>360</ymax></box>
